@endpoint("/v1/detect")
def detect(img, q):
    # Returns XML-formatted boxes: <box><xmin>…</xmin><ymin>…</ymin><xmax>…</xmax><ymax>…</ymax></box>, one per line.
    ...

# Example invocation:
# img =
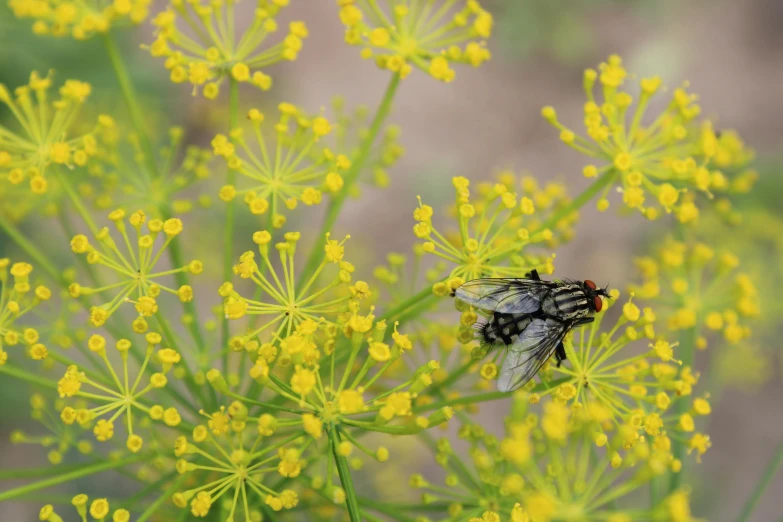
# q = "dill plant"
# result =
<box><xmin>0</xmin><ymin>2</ymin><xmax>775</xmax><ymax>522</ymax></box>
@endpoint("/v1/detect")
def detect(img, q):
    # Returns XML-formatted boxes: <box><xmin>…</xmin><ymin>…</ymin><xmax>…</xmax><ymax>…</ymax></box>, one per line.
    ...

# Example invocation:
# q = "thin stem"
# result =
<box><xmin>330</xmin><ymin>426</ymin><xmax>362</xmax><ymax>522</ymax></box>
<box><xmin>222</xmin><ymin>78</ymin><xmax>240</xmax><ymax>371</ymax></box>
<box><xmin>0</xmin><ymin>364</ymin><xmax>56</xmax><ymax>390</ymax></box>
<box><xmin>0</xmin><ymin>214</ymin><xmax>60</xmax><ymax>280</ymax></box>
<box><xmin>159</xmin><ymin>205</ymin><xmax>208</xmax><ymax>364</ymax></box>
<box><xmin>57</xmin><ymin>169</ymin><xmax>99</xmax><ymax>234</ymax></box>
<box><xmin>735</xmin><ymin>437</ymin><xmax>783</xmax><ymax>522</ymax></box>
<box><xmin>297</xmin><ymin>73</ymin><xmax>402</xmax><ymax>288</ymax></box>
<box><xmin>669</xmin><ymin>324</ymin><xmax>698</xmax><ymax>492</ymax></box>
<box><xmin>102</xmin><ymin>33</ymin><xmax>158</xmax><ymax>179</ymax></box>
<box><xmin>0</xmin><ymin>455</ymin><xmax>145</xmax><ymax>502</ymax></box>
<box><xmin>533</xmin><ymin>168</ymin><xmax>616</xmax><ymax>233</ymax></box>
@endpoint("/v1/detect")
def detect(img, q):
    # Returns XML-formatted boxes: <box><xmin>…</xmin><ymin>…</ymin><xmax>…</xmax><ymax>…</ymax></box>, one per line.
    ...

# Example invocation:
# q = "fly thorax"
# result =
<box><xmin>549</xmin><ymin>285</ymin><xmax>590</xmax><ymax>320</ymax></box>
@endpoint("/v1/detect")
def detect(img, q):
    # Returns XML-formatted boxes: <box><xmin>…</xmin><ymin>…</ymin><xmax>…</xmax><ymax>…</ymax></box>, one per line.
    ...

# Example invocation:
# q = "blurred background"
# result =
<box><xmin>1</xmin><ymin>0</ymin><xmax>782</xmax><ymax>520</ymax></box>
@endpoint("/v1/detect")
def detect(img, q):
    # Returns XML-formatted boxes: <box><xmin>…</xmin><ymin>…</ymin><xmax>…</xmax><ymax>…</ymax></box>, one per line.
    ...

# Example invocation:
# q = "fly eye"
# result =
<box><xmin>584</xmin><ymin>279</ymin><xmax>597</xmax><ymax>290</ymax></box>
<box><xmin>593</xmin><ymin>295</ymin><xmax>603</xmax><ymax>312</ymax></box>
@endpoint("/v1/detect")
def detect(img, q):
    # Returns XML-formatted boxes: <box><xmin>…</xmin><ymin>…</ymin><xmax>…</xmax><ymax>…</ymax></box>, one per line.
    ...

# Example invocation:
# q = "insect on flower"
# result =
<box><xmin>454</xmin><ymin>269</ymin><xmax>609</xmax><ymax>391</ymax></box>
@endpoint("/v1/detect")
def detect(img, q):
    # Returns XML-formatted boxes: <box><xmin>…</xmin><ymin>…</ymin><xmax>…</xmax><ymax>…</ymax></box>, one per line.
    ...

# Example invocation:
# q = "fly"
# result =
<box><xmin>453</xmin><ymin>269</ymin><xmax>609</xmax><ymax>392</ymax></box>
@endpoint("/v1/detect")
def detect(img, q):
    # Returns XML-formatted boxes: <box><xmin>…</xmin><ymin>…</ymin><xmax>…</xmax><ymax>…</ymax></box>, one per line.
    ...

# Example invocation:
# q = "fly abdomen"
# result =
<box><xmin>480</xmin><ymin>312</ymin><xmax>533</xmax><ymax>346</ymax></box>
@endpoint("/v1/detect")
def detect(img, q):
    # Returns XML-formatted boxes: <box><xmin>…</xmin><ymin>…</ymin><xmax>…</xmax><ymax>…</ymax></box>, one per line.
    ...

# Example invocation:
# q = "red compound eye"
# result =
<box><xmin>593</xmin><ymin>296</ymin><xmax>603</xmax><ymax>312</ymax></box>
<box><xmin>584</xmin><ymin>279</ymin><xmax>597</xmax><ymax>290</ymax></box>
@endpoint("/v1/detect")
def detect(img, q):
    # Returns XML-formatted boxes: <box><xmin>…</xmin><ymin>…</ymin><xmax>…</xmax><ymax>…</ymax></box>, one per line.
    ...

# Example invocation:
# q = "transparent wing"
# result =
<box><xmin>455</xmin><ymin>278</ymin><xmax>552</xmax><ymax>313</ymax></box>
<box><xmin>497</xmin><ymin>318</ymin><xmax>567</xmax><ymax>392</ymax></box>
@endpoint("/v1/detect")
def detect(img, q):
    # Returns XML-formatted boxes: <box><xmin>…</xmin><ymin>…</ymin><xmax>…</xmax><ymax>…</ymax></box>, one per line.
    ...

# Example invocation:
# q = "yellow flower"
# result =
<box><xmin>223</xmin><ymin>231</ymin><xmax>362</xmax><ymax>342</ymax></box>
<box><xmin>213</xmin><ymin>104</ymin><xmax>353</xmax><ymax>225</ymax></box>
<box><xmin>415</xmin><ymin>174</ymin><xmax>568</xmax><ymax>285</ymax></box>
<box><xmin>631</xmin><ymin>237</ymin><xmax>757</xmax><ymax>345</ymax></box>
<box><xmin>149</xmin><ymin>2</ymin><xmax>305</xmax><ymax>97</ymax></box>
<box><xmin>0</xmin><ymin>259</ymin><xmax>50</xmax><ymax>364</ymax></box>
<box><xmin>9</xmin><ymin>0</ymin><xmax>150</xmax><ymax>39</ymax></box>
<box><xmin>55</xmin><ymin>333</ymin><xmax>175</xmax><ymax>449</ymax></box>
<box><xmin>68</xmin><ymin>210</ymin><xmax>200</xmax><ymax>326</ymax></box>
<box><xmin>174</xmin><ymin>405</ymin><xmax>302</xmax><ymax>518</ymax></box>
<box><xmin>543</xmin><ymin>55</ymin><xmax>755</xmax><ymax>220</ymax></box>
<box><xmin>339</xmin><ymin>0</ymin><xmax>492</xmax><ymax>81</ymax></box>
<box><xmin>0</xmin><ymin>72</ymin><xmax>101</xmax><ymax>193</ymax></box>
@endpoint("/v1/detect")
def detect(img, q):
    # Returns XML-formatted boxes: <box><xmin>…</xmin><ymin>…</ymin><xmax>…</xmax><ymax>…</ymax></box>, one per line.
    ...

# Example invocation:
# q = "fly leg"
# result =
<box><xmin>526</xmin><ymin>269</ymin><xmax>541</xmax><ymax>281</ymax></box>
<box><xmin>572</xmin><ymin>317</ymin><xmax>594</xmax><ymax>327</ymax></box>
<box><xmin>555</xmin><ymin>341</ymin><xmax>566</xmax><ymax>367</ymax></box>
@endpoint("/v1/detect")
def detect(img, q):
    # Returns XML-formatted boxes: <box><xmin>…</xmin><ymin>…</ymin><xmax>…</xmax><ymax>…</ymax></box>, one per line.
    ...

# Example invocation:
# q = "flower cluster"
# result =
<box><xmin>149</xmin><ymin>1</ymin><xmax>307</xmax><ymax>98</ymax></box>
<box><xmin>10</xmin><ymin>393</ymin><xmax>93</xmax><ymax>464</ymax></box>
<box><xmin>630</xmin><ymin>237</ymin><xmax>759</xmax><ymax>348</ymax></box>
<box><xmin>327</xmin><ymin>96</ymin><xmax>405</xmax><ymax>190</ymax></box>
<box><xmin>409</xmin><ymin>395</ymin><xmax>693</xmax><ymax>522</ymax></box>
<box><xmin>542</xmin><ymin>55</ymin><xmax>756</xmax><ymax>221</ymax></box>
<box><xmin>68</xmin><ymin>209</ymin><xmax>201</xmax><ymax>327</ymax></box>
<box><xmin>213</xmin><ymin>104</ymin><xmax>352</xmax><ymax>227</ymax></box>
<box><xmin>338</xmin><ymin>0</ymin><xmax>493</xmax><ymax>81</ymax></box>
<box><xmin>91</xmin><ymin>126</ymin><xmax>213</xmax><ymax>215</ymax></box>
<box><xmin>414</xmin><ymin>174</ymin><xmax>574</xmax><ymax>288</ymax></box>
<box><xmin>0</xmin><ymin>259</ymin><xmax>51</xmax><ymax>364</ymax></box>
<box><xmin>221</xmin><ymin>230</ymin><xmax>365</xmax><ymax>340</ymax></box>
<box><xmin>56</xmin><ymin>332</ymin><xmax>181</xmax><ymax>452</ymax></box>
<box><xmin>0</xmin><ymin>72</ymin><xmax>103</xmax><ymax>193</ymax></box>
<box><xmin>9</xmin><ymin>0</ymin><xmax>150</xmax><ymax>39</ymax></box>
<box><xmin>0</xmin><ymin>5</ymin><xmax>764</xmax><ymax>521</ymax></box>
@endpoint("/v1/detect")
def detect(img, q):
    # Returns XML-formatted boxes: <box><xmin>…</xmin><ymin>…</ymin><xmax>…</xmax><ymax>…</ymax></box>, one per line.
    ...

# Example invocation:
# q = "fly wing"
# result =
<box><xmin>497</xmin><ymin>318</ymin><xmax>567</xmax><ymax>392</ymax></box>
<box><xmin>455</xmin><ymin>278</ymin><xmax>551</xmax><ymax>313</ymax></box>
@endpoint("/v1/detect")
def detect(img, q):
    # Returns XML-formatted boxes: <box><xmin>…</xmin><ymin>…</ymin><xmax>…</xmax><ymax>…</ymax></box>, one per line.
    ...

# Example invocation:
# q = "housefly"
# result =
<box><xmin>454</xmin><ymin>269</ymin><xmax>609</xmax><ymax>392</ymax></box>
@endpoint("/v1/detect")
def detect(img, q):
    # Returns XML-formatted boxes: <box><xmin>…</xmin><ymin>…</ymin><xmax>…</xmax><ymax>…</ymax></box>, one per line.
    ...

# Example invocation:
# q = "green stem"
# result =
<box><xmin>735</xmin><ymin>437</ymin><xmax>783</xmax><ymax>522</ymax></box>
<box><xmin>413</xmin><ymin>377</ymin><xmax>569</xmax><ymax>413</ymax></box>
<box><xmin>0</xmin><ymin>462</ymin><xmax>93</xmax><ymax>481</ymax></box>
<box><xmin>380</xmin><ymin>287</ymin><xmax>437</xmax><ymax>324</ymax></box>
<box><xmin>0</xmin><ymin>214</ymin><xmax>60</xmax><ymax>280</ymax></box>
<box><xmin>57</xmin><ymin>169</ymin><xmax>98</xmax><ymax>234</ymax></box>
<box><xmin>222</xmin><ymin>78</ymin><xmax>240</xmax><ymax>372</ymax></box>
<box><xmin>0</xmin><ymin>454</ymin><xmax>145</xmax><ymax>502</ymax></box>
<box><xmin>297</xmin><ymin>73</ymin><xmax>402</xmax><ymax>288</ymax></box>
<box><xmin>534</xmin><ymin>168</ymin><xmax>616</xmax><ymax>233</ymax></box>
<box><xmin>159</xmin><ymin>205</ymin><xmax>208</xmax><ymax>365</ymax></box>
<box><xmin>330</xmin><ymin>426</ymin><xmax>362</xmax><ymax>522</ymax></box>
<box><xmin>670</xmin><ymin>324</ymin><xmax>698</xmax><ymax>492</ymax></box>
<box><xmin>0</xmin><ymin>364</ymin><xmax>57</xmax><ymax>389</ymax></box>
<box><xmin>103</xmin><ymin>33</ymin><xmax>159</xmax><ymax>179</ymax></box>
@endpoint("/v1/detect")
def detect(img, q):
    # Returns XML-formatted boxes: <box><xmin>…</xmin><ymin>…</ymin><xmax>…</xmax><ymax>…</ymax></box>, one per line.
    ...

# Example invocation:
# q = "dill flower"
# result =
<box><xmin>372</xmin><ymin>249</ymin><xmax>492</xmax><ymax>399</ymax></box>
<box><xmin>9</xmin><ymin>0</ymin><xmax>150</xmax><ymax>39</ymax></box>
<box><xmin>213</xmin><ymin>104</ymin><xmax>352</xmax><ymax>227</ymax></box>
<box><xmin>10</xmin><ymin>393</ymin><xmax>93</xmax><ymax>464</ymax></box>
<box><xmin>172</xmin><ymin>402</ymin><xmax>302</xmax><ymax>518</ymax></box>
<box><xmin>0</xmin><ymin>259</ymin><xmax>52</xmax><ymax>364</ymax></box>
<box><xmin>40</xmin><ymin>495</ymin><xmax>131</xmax><ymax>521</ymax></box>
<box><xmin>92</xmin><ymin>126</ymin><xmax>213</xmax><ymax>215</ymax></box>
<box><xmin>68</xmin><ymin>209</ymin><xmax>202</xmax><ymax>326</ymax></box>
<box><xmin>338</xmin><ymin>0</ymin><xmax>493</xmax><ymax>82</ymax></box>
<box><xmin>497</xmin><ymin>291</ymin><xmax>709</xmax><ymax>458</ymax></box>
<box><xmin>542</xmin><ymin>55</ymin><xmax>756</xmax><ymax>220</ymax></box>
<box><xmin>410</xmin><ymin>398</ymin><xmax>675</xmax><ymax>521</ymax></box>
<box><xmin>222</xmin><ymin>230</ymin><xmax>366</xmax><ymax>340</ymax></box>
<box><xmin>328</xmin><ymin>95</ymin><xmax>405</xmax><ymax>190</ymax></box>
<box><xmin>148</xmin><ymin>0</ymin><xmax>307</xmax><ymax>99</ymax></box>
<box><xmin>415</xmin><ymin>174</ymin><xmax>574</xmax><ymax>287</ymax></box>
<box><xmin>56</xmin><ymin>332</ymin><xmax>180</xmax><ymax>451</ymax></box>
<box><xmin>207</xmin><ymin>314</ymin><xmax>450</xmax><ymax>489</ymax></box>
<box><xmin>0</xmin><ymin>71</ymin><xmax>103</xmax><ymax>193</ymax></box>
<box><xmin>630</xmin><ymin>238</ymin><xmax>758</xmax><ymax>348</ymax></box>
